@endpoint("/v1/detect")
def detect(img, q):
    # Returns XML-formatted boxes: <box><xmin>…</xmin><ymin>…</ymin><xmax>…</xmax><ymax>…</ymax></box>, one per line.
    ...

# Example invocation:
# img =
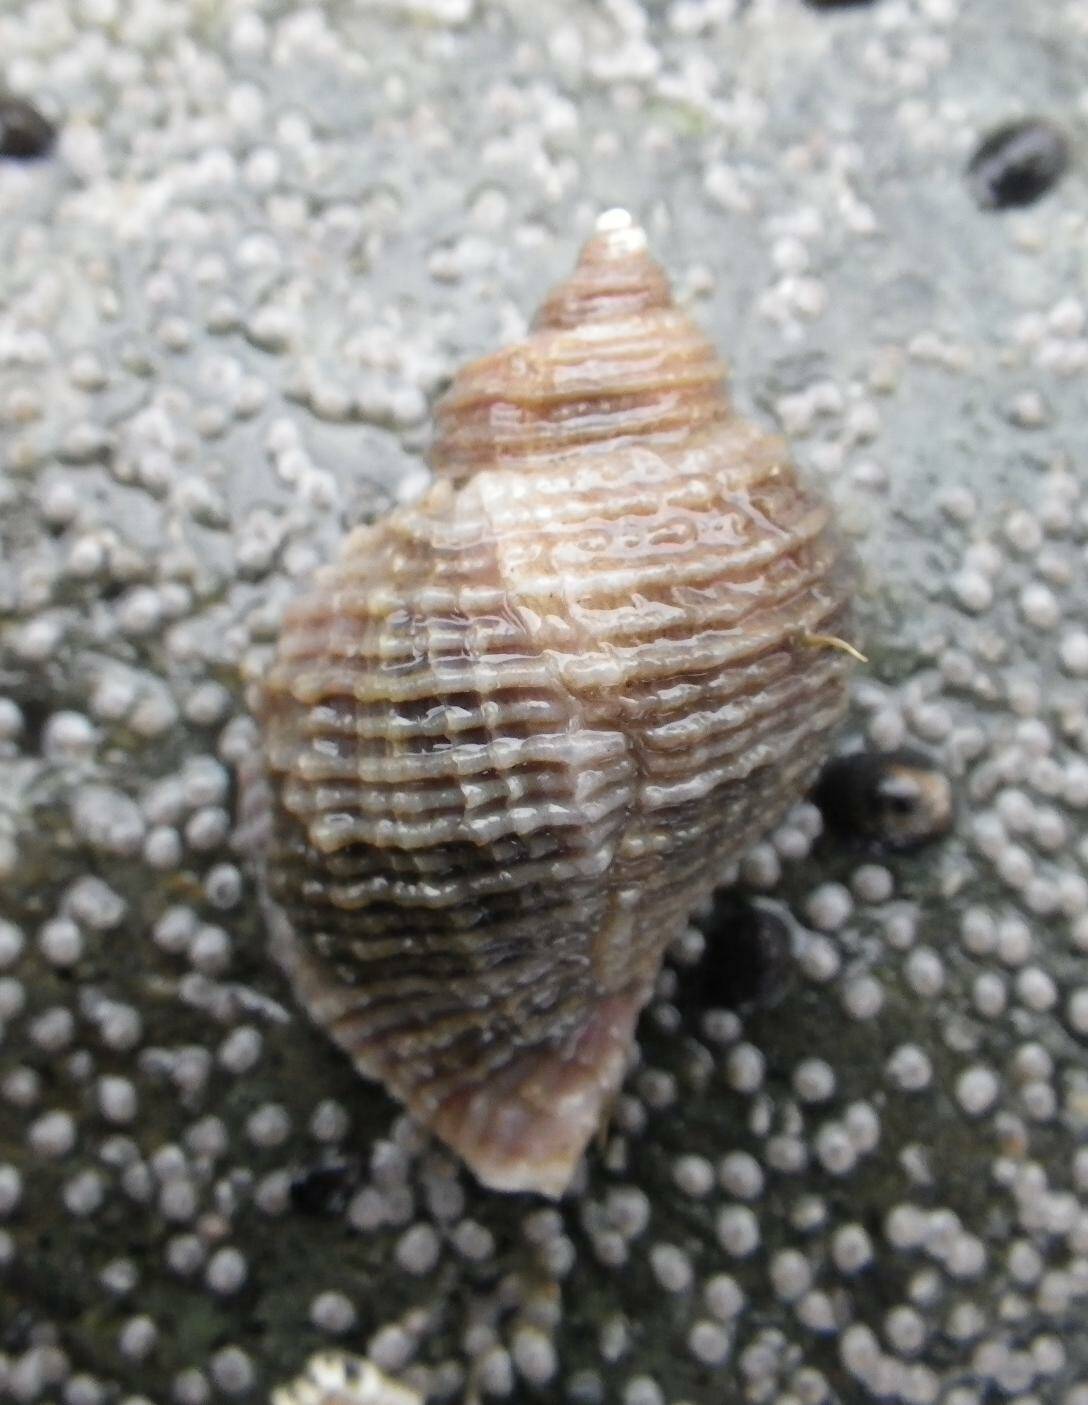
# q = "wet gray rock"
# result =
<box><xmin>2</xmin><ymin>2</ymin><xmax>1088</xmax><ymax>1402</ymax></box>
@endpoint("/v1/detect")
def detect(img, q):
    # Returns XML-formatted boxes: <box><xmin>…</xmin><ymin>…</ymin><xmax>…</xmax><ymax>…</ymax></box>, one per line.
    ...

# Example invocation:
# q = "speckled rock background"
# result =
<box><xmin>2</xmin><ymin>2</ymin><xmax>1088</xmax><ymax>1403</ymax></box>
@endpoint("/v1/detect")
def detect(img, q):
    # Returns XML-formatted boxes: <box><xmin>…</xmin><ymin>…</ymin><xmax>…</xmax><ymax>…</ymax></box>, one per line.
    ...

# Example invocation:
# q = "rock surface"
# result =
<box><xmin>1</xmin><ymin>2</ymin><xmax>1088</xmax><ymax>1402</ymax></box>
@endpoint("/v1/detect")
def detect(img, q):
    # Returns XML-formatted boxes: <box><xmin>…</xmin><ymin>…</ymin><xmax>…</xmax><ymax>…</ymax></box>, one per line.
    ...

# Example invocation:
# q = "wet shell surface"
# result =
<box><xmin>252</xmin><ymin>210</ymin><xmax>859</xmax><ymax>1197</ymax></box>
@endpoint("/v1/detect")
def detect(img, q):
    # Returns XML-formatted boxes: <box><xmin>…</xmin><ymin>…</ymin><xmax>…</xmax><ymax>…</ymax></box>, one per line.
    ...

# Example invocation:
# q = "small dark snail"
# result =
<box><xmin>813</xmin><ymin>747</ymin><xmax>954</xmax><ymax>852</ymax></box>
<box><xmin>966</xmin><ymin>119</ymin><xmax>1069</xmax><ymax>211</ymax></box>
<box><xmin>288</xmin><ymin>1157</ymin><xmax>363</xmax><ymax>1217</ymax></box>
<box><xmin>250</xmin><ymin>211</ymin><xmax>859</xmax><ymax>1197</ymax></box>
<box><xmin>0</xmin><ymin>95</ymin><xmax>56</xmax><ymax>160</ymax></box>
<box><xmin>691</xmin><ymin>894</ymin><xmax>793</xmax><ymax>1013</ymax></box>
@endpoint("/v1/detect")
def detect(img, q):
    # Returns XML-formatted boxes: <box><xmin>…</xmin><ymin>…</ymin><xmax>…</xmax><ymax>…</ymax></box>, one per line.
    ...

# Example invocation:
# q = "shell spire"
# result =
<box><xmin>429</xmin><ymin>210</ymin><xmax>730</xmax><ymax>487</ymax></box>
<box><xmin>252</xmin><ymin>215</ymin><xmax>859</xmax><ymax>1197</ymax></box>
<box><xmin>532</xmin><ymin>209</ymin><xmax>672</xmax><ymax>329</ymax></box>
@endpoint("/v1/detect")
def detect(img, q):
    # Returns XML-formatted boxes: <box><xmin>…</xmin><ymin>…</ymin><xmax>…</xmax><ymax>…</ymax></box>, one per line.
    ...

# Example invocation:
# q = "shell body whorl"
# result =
<box><xmin>255</xmin><ymin>212</ymin><xmax>858</xmax><ymax>1197</ymax></box>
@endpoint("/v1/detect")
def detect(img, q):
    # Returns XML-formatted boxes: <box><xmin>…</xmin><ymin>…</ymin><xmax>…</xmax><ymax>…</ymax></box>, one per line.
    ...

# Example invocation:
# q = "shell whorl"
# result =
<box><xmin>431</xmin><ymin>211</ymin><xmax>728</xmax><ymax>486</ymax></box>
<box><xmin>255</xmin><ymin>212</ymin><xmax>858</xmax><ymax>1197</ymax></box>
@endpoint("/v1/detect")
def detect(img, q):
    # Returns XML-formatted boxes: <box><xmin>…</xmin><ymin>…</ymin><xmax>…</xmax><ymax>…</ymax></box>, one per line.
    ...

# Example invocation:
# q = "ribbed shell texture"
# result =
<box><xmin>254</xmin><ymin>212</ymin><xmax>857</xmax><ymax>1196</ymax></box>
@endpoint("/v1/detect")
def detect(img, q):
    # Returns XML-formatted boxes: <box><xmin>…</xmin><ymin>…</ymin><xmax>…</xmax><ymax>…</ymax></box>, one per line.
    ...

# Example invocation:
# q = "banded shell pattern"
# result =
<box><xmin>253</xmin><ymin>211</ymin><xmax>858</xmax><ymax>1197</ymax></box>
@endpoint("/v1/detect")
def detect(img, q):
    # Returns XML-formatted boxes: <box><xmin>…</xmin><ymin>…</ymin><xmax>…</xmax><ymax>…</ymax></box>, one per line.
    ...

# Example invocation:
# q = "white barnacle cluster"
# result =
<box><xmin>271</xmin><ymin>1352</ymin><xmax>421</xmax><ymax>1405</ymax></box>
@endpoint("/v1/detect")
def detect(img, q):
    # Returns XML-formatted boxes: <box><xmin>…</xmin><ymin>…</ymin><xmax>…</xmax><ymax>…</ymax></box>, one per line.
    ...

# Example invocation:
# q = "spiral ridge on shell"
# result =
<box><xmin>252</xmin><ymin>210</ymin><xmax>858</xmax><ymax>1197</ymax></box>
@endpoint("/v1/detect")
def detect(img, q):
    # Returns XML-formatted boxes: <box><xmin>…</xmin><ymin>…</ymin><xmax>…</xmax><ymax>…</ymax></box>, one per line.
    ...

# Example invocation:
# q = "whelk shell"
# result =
<box><xmin>250</xmin><ymin>209</ymin><xmax>859</xmax><ymax>1197</ymax></box>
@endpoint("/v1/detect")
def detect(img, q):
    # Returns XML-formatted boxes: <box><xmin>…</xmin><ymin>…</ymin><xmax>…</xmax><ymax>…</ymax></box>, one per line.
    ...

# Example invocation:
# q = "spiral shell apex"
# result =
<box><xmin>253</xmin><ymin>211</ymin><xmax>858</xmax><ymax>1197</ymax></box>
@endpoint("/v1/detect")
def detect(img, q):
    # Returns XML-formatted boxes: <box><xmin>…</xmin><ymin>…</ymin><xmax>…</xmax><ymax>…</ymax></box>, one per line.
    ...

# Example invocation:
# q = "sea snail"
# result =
<box><xmin>252</xmin><ymin>210</ymin><xmax>859</xmax><ymax>1197</ymax></box>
